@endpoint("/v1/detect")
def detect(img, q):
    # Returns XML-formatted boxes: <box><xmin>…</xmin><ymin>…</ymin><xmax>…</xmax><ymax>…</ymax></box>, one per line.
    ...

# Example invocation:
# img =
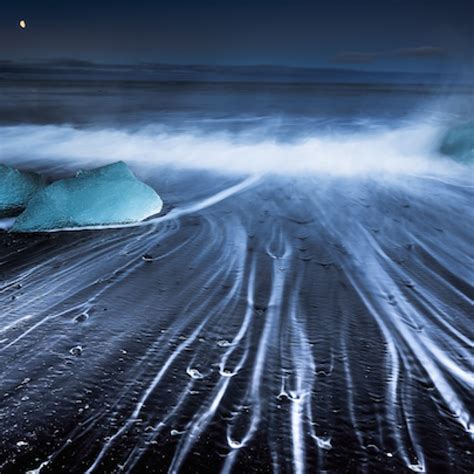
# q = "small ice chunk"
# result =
<box><xmin>313</xmin><ymin>435</ymin><xmax>332</xmax><ymax>450</ymax></box>
<box><xmin>439</xmin><ymin>120</ymin><xmax>474</xmax><ymax>163</ymax></box>
<box><xmin>219</xmin><ymin>368</ymin><xmax>235</xmax><ymax>377</ymax></box>
<box><xmin>227</xmin><ymin>438</ymin><xmax>243</xmax><ymax>449</ymax></box>
<box><xmin>12</xmin><ymin>162</ymin><xmax>163</xmax><ymax>232</ymax></box>
<box><xmin>408</xmin><ymin>463</ymin><xmax>425</xmax><ymax>472</ymax></box>
<box><xmin>69</xmin><ymin>345</ymin><xmax>83</xmax><ymax>356</ymax></box>
<box><xmin>186</xmin><ymin>367</ymin><xmax>204</xmax><ymax>379</ymax></box>
<box><xmin>142</xmin><ymin>253</ymin><xmax>154</xmax><ymax>262</ymax></box>
<box><xmin>0</xmin><ymin>164</ymin><xmax>45</xmax><ymax>217</ymax></box>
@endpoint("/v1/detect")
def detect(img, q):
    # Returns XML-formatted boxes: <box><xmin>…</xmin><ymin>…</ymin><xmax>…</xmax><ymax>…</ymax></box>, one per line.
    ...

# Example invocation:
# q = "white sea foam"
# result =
<box><xmin>0</xmin><ymin>121</ymin><xmax>464</xmax><ymax>176</ymax></box>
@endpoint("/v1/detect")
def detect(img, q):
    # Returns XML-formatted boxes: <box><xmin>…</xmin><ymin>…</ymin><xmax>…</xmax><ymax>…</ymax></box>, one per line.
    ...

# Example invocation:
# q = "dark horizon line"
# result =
<box><xmin>0</xmin><ymin>57</ymin><xmax>463</xmax><ymax>78</ymax></box>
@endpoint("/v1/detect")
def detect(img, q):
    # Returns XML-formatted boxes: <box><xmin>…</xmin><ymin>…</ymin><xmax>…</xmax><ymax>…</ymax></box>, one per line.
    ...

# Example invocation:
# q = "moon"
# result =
<box><xmin>19</xmin><ymin>19</ymin><xmax>27</xmax><ymax>29</ymax></box>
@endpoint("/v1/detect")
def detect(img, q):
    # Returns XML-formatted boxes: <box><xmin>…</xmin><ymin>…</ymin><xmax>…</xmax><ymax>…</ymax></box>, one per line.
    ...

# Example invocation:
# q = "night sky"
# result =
<box><xmin>1</xmin><ymin>0</ymin><xmax>473</xmax><ymax>72</ymax></box>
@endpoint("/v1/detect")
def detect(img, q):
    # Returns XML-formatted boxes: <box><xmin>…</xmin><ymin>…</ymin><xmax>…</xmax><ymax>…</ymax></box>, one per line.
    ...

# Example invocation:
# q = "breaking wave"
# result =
<box><xmin>0</xmin><ymin>119</ymin><xmax>469</xmax><ymax>177</ymax></box>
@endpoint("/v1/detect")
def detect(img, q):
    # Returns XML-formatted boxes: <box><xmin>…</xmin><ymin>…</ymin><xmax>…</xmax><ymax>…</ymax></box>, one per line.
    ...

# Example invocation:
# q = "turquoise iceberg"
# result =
<box><xmin>439</xmin><ymin>120</ymin><xmax>474</xmax><ymax>163</ymax></box>
<box><xmin>0</xmin><ymin>164</ymin><xmax>45</xmax><ymax>217</ymax></box>
<box><xmin>12</xmin><ymin>162</ymin><xmax>163</xmax><ymax>232</ymax></box>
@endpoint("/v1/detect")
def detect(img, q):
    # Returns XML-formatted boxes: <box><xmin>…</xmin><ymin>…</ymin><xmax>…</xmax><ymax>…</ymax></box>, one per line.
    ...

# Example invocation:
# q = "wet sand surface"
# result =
<box><xmin>0</xmin><ymin>172</ymin><xmax>472</xmax><ymax>473</ymax></box>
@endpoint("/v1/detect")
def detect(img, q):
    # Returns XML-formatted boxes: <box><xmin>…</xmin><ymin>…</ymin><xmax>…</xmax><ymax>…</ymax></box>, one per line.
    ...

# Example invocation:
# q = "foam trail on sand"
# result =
<box><xmin>4</xmin><ymin>174</ymin><xmax>260</xmax><ymax>233</ymax></box>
